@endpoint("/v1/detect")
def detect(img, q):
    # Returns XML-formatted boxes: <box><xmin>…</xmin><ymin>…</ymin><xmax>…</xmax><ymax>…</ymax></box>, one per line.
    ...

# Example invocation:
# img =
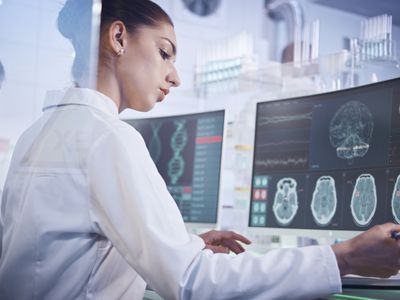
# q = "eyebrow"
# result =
<box><xmin>161</xmin><ymin>37</ymin><xmax>177</xmax><ymax>56</ymax></box>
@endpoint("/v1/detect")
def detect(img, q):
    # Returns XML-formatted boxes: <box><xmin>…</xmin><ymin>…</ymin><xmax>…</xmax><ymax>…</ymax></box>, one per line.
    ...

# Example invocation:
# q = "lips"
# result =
<box><xmin>158</xmin><ymin>88</ymin><xmax>169</xmax><ymax>102</ymax></box>
<box><xmin>160</xmin><ymin>88</ymin><xmax>169</xmax><ymax>96</ymax></box>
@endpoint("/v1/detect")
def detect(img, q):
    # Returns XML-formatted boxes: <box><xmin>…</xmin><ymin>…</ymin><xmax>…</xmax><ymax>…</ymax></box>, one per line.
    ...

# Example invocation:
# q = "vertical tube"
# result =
<box><xmin>302</xmin><ymin>23</ymin><xmax>310</xmax><ymax>65</ymax></box>
<box><xmin>293</xmin><ymin>25</ymin><xmax>302</xmax><ymax>66</ymax></box>
<box><xmin>311</xmin><ymin>19</ymin><xmax>319</xmax><ymax>61</ymax></box>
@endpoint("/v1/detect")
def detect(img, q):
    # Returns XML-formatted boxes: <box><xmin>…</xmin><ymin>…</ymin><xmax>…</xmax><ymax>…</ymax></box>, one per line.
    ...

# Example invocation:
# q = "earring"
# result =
<box><xmin>116</xmin><ymin>48</ymin><xmax>125</xmax><ymax>56</ymax></box>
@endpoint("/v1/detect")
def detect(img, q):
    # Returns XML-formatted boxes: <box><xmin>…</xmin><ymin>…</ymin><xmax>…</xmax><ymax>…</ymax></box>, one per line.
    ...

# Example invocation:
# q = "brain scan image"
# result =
<box><xmin>350</xmin><ymin>174</ymin><xmax>377</xmax><ymax>226</ymax></box>
<box><xmin>311</xmin><ymin>176</ymin><xmax>337</xmax><ymax>226</ymax></box>
<box><xmin>329</xmin><ymin>101</ymin><xmax>374</xmax><ymax>162</ymax></box>
<box><xmin>273</xmin><ymin>177</ymin><xmax>298</xmax><ymax>226</ymax></box>
<box><xmin>391</xmin><ymin>175</ymin><xmax>400</xmax><ymax>224</ymax></box>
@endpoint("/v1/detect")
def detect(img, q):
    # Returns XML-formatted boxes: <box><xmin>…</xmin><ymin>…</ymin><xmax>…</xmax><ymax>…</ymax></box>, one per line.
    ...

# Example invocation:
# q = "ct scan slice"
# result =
<box><xmin>273</xmin><ymin>177</ymin><xmax>298</xmax><ymax>226</ymax></box>
<box><xmin>391</xmin><ymin>174</ymin><xmax>400</xmax><ymax>224</ymax></box>
<box><xmin>350</xmin><ymin>174</ymin><xmax>377</xmax><ymax>226</ymax></box>
<box><xmin>311</xmin><ymin>176</ymin><xmax>337</xmax><ymax>226</ymax></box>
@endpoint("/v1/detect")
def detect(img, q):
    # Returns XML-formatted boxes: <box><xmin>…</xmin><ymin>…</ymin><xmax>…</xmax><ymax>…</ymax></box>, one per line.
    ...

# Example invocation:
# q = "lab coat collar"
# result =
<box><xmin>42</xmin><ymin>88</ymin><xmax>119</xmax><ymax>117</ymax></box>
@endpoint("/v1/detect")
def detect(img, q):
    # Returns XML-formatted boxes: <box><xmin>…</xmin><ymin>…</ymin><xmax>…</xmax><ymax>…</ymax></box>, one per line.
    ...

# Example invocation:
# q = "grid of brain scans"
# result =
<box><xmin>125</xmin><ymin>110</ymin><xmax>224</xmax><ymax>224</ymax></box>
<box><xmin>250</xmin><ymin>78</ymin><xmax>400</xmax><ymax>231</ymax></box>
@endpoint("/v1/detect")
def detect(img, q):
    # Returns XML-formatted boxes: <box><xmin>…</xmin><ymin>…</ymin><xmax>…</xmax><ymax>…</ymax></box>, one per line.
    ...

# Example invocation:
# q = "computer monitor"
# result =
<box><xmin>249</xmin><ymin>78</ymin><xmax>400</xmax><ymax>239</ymax></box>
<box><xmin>124</xmin><ymin>110</ymin><xmax>225</xmax><ymax>230</ymax></box>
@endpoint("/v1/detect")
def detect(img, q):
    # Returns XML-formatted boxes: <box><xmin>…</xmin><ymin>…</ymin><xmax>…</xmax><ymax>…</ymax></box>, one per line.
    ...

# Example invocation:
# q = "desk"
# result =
<box><xmin>319</xmin><ymin>289</ymin><xmax>400</xmax><ymax>300</ymax></box>
<box><xmin>317</xmin><ymin>277</ymin><xmax>400</xmax><ymax>300</ymax></box>
<box><xmin>143</xmin><ymin>279</ymin><xmax>400</xmax><ymax>300</ymax></box>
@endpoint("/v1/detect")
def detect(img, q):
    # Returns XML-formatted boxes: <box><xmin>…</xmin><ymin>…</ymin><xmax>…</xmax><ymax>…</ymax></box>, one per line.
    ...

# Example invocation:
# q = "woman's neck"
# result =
<box><xmin>96</xmin><ymin>69</ymin><xmax>124</xmax><ymax>112</ymax></box>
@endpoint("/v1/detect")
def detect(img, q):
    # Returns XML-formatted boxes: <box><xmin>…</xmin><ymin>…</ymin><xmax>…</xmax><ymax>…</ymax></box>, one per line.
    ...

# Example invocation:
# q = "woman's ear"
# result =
<box><xmin>108</xmin><ymin>21</ymin><xmax>128</xmax><ymax>56</ymax></box>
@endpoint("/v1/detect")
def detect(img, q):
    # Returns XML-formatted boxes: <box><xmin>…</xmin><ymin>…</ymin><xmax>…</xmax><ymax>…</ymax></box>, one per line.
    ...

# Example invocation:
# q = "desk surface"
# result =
<box><xmin>320</xmin><ymin>289</ymin><xmax>400</xmax><ymax>300</ymax></box>
<box><xmin>145</xmin><ymin>288</ymin><xmax>400</xmax><ymax>300</ymax></box>
<box><xmin>341</xmin><ymin>277</ymin><xmax>400</xmax><ymax>289</ymax></box>
<box><xmin>316</xmin><ymin>277</ymin><xmax>400</xmax><ymax>300</ymax></box>
<box><xmin>144</xmin><ymin>280</ymin><xmax>400</xmax><ymax>300</ymax></box>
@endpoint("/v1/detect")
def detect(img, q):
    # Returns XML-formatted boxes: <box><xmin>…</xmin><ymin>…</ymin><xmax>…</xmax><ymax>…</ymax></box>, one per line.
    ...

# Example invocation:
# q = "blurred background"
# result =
<box><xmin>1</xmin><ymin>0</ymin><xmax>400</xmax><ymax>248</ymax></box>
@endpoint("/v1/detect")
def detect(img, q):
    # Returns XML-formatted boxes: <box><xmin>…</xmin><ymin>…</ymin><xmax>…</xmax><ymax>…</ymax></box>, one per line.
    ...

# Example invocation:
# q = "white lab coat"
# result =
<box><xmin>0</xmin><ymin>88</ymin><xmax>341</xmax><ymax>299</ymax></box>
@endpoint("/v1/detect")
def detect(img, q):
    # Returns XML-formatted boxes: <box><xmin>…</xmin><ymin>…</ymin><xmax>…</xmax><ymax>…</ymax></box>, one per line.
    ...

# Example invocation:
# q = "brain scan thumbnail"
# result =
<box><xmin>329</xmin><ymin>101</ymin><xmax>374</xmax><ymax>162</ymax></box>
<box><xmin>273</xmin><ymin>177</ymin><xmax>298</xmax><ymax>226</ymax></box>
<box><xmin>311</xmin><ymin>176</ymin><xmax>337</xmax><ymax>226</ymax></box>
<box><xmin>350</xmin><ymin>174</ymin><xmax>377</xmax><ymax>226</ymax></box>
<box><xmin>391</xmin><ymin>174</ymin><xmax>400</xmax><ymax>224</ymax></box>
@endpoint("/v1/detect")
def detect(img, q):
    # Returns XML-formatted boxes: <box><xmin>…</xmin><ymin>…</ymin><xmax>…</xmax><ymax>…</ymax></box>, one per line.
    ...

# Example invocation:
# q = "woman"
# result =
<box><xmin>1</xmin><ymin>1</ymin><xmax>400</xmax><ymax>299</ymax></box>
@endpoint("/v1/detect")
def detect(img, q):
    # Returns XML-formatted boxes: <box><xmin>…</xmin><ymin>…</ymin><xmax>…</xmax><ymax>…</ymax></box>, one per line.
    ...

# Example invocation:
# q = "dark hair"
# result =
<box><xmin>57</xmin><ymin>0</ymin><xmax>172</xmax><ymax>86</ymax></box>
<box><xmin>101</xmin><ymin>0</ymin><xmax>173</xmax><ymax>34</ymax></box>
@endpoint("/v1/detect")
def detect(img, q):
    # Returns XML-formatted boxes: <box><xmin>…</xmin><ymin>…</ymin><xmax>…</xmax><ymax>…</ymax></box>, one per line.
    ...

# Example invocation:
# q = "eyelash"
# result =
<box><xmin>159</xmin><ymin>49</ymin><xmax>171</xmax><ymax>61</ymax></box>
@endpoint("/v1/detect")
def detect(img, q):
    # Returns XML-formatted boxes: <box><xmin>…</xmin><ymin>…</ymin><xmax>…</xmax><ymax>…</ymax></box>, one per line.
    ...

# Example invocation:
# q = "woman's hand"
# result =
<box><xmin>199</xmin><ymin>230</ymin><xmax>251</xmax><ymax>254</ymax></box>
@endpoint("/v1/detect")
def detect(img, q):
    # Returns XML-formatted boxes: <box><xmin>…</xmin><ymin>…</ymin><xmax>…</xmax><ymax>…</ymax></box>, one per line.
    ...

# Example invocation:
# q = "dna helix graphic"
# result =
<box><xmin>168</xmin><ymin>120</ymin><xmax>188</xmax><ymax>185</ymax></box>
<box><xmin>148</xmin><ymin>122</ymin><xmax>162</xmax><ymax>163</ymax></box>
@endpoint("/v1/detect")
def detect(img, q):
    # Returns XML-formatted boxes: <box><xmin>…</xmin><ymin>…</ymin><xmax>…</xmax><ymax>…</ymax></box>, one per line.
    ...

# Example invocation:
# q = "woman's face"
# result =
<box><xmin>117</xmin><ymin>22</ymin><xmax>180</xmax><ymax>112</ymax></box>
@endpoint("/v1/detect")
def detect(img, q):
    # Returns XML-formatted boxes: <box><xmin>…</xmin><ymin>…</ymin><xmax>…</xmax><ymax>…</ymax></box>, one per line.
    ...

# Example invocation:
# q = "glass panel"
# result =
<box><xmin>0</xmin><ymin>0</ymin><xmax>101</xmax><ymax>186</ymax></box>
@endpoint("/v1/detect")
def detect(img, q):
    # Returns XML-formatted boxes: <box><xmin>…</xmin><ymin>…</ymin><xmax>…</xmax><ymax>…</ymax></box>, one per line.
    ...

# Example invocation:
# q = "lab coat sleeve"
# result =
<box><xmin>87</xmin><ymin>125</ymin><xmax>342</xmax><ymax>300</ymax></box>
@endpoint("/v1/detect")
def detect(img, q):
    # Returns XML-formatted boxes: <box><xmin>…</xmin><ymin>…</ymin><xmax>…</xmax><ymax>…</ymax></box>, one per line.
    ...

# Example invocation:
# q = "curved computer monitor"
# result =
<box><xmin>249</xmin><ymin>78</ymin><xmax>400</xmax><ymax>239</ymax></box>
<box><xmin>124</xmin><ymin>110</ymin><xmax>225</xmax><ymax>231</ymax></box>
